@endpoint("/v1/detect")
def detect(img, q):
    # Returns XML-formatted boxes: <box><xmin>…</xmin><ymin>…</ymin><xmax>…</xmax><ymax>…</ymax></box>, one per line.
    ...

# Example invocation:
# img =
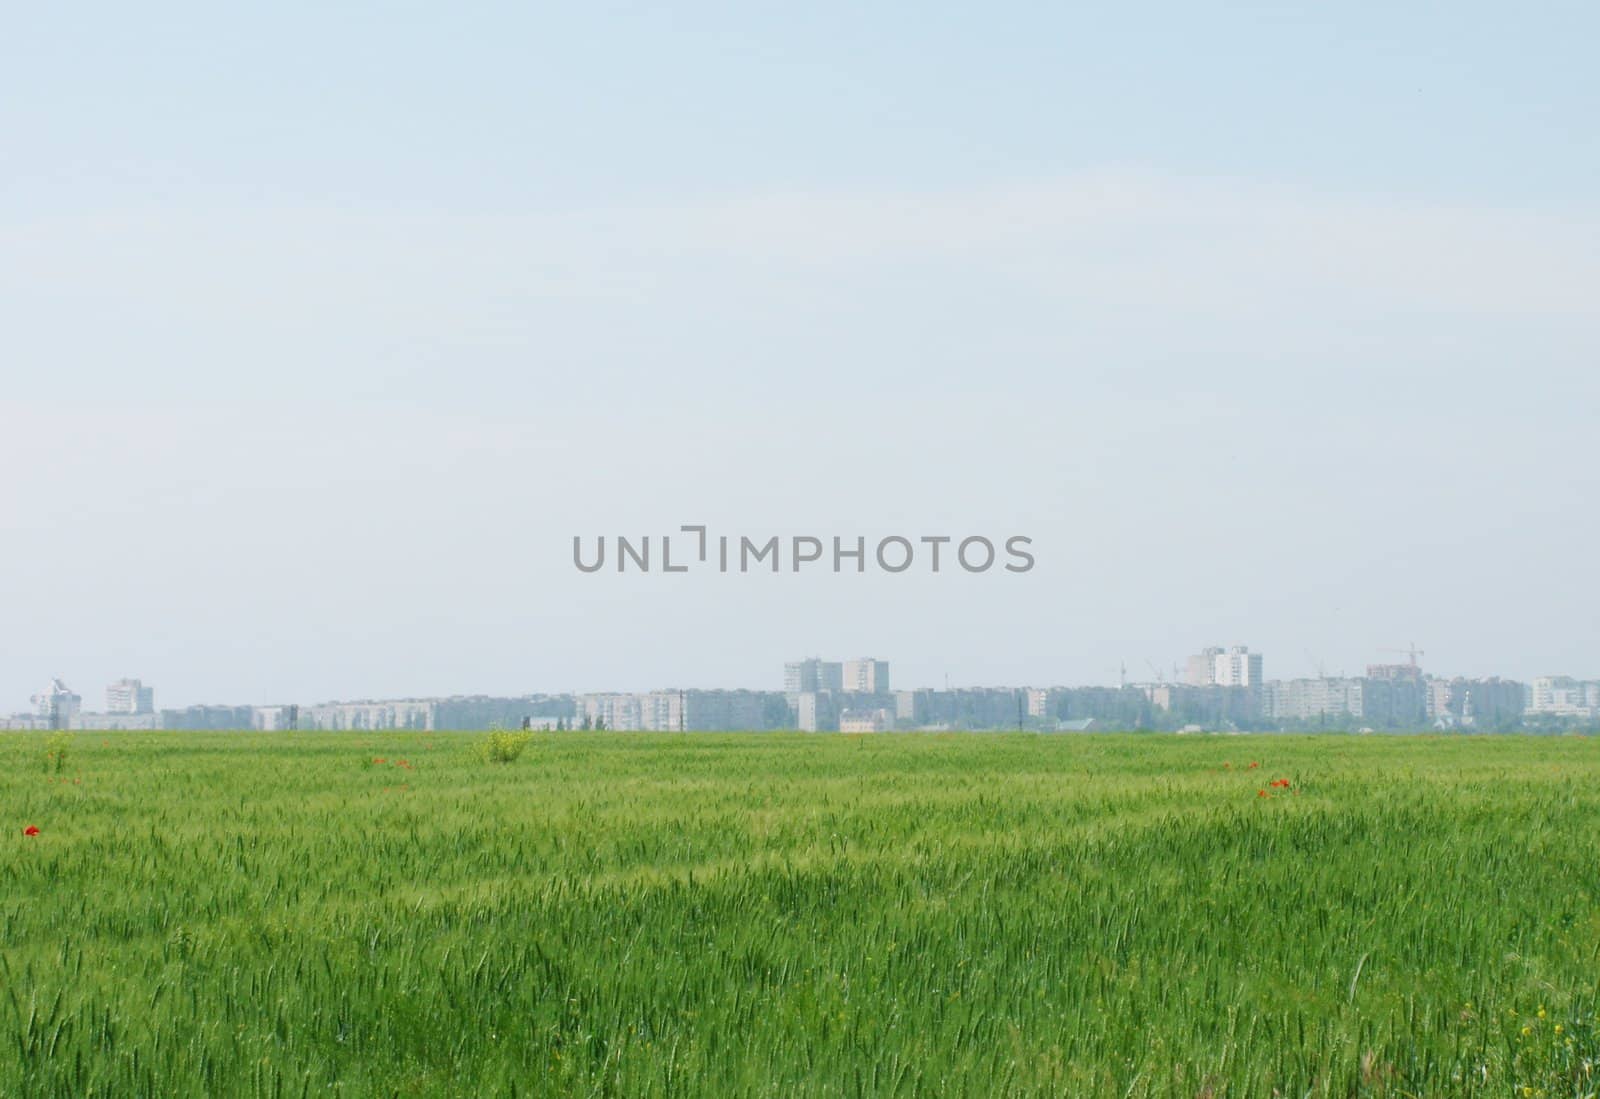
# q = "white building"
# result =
<box><xmin>298</xmin><ymin>700</ymin><xmax>436</xmax><ymax>730</ymax></box>
<box><xmin>1263</xmin><ymin>677</ymin><xmax>1366</xmax><ymax>722</ymax></box>
<box><xmin>106</xmin><ymin>678</ymin><xmax>155</xmax><ymax>714</ymax></box>
<box><xmin>839</xmin><ymin>708</ymin><xmax>893</xmax><ymax>733</ymax></box>
<box><xmin>842</xmin><ymin>658</ymin><xmax>890</xmax><ymax>693</ymax></box>
<box><xmin>784</xmin><ymin>658</ymin><xmax>843</xmax><ymax>694</ymax></box>
<box><xmin>1215</xmin><ymin>646</ymin><xmax>1264</xmax><ymax>688</ymax></box>
<box><xmin>797</xmin><ymin>691</ymin><xmax>834</xmax><ymax>732</ymax></box>
<box><xmin>1184</xmin><ymin>647</ymin><xmax>1224</xmax><ymax>686</ymax></box>
<box><xmin>251</xmin><ymin>705</ymin><xmax>300</xmax><ymax>731</ymax></box>
<box><xmin>31</xmin><ymin>679</ymin><xmax>81</xmax><ymax>730</ymax></box>
<box><xmin>570</xmin><ymin>693</ymin><xmax>642</xmax><ymax>730</ymax></box>
<box><xmin>1527</xmin><ymin>677</ymin><xmax>1600</xmax><ymax>719</ymax></box>
<box><xmin>1025</xmin><ymin>688</ymin><xmax>1051</xmax><ymax>718</ymax></box>
<box><xmin>70</xmin><ymin>711</ymin><xmax>161</xmax><ymax>730</ymax></box>
<box><xmin>1186</xmin><ymin>646</ymin><xmax>1263</xmax><ymax>688</ymax></box>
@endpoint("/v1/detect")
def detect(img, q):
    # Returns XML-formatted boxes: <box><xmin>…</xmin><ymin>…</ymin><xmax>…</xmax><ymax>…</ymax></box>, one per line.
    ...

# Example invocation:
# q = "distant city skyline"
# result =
<box><xmin>15</xmin><ymin>645</ymin><xmax>1589</xmax><ymax>712</ymax></box>
<box><xmin>8</xmin><ymin>642</ymin><xmax>1600</xmax><ymax>733</ymax></box>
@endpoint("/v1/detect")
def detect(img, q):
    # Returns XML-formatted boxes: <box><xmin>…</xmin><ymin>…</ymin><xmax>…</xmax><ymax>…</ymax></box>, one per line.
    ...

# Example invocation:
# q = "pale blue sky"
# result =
<box><xmin>3</xmin><ymin>3</ymin><xmax>1597</xmax><ymax>707</ymax></box>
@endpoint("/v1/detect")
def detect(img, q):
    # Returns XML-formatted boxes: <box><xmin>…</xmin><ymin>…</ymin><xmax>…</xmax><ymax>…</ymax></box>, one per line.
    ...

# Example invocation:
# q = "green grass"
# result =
<box><xmin>3</xmin><ymin>731</ymin><xmax>1599</xmax><ymax>1097</ymax></box>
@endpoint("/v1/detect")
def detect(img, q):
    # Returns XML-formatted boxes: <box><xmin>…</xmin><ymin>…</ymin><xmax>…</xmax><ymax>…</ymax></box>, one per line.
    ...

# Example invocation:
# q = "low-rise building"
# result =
<box><xmin>251</xmin><ymin>705</ymin><xmax>299</xmax><ymax>731</ymax></box>
<box><xmin>574</xmin><ymin>689</ymin><xmax>786</xmax><ymax>731</ymax></box>
<box><xmin>299</xmin><ymin>700</ymin><xmax>435</xmax><ymax>730</ymax></box>
<box><xmin>159</xmin><ymin>705</ymin><xmax>255</xmax><ymax>730</ymax></box>
<box><xmin>69</xmin><ymin>711</ymin><xmax>162</xmax><ymax>730</ymax></box>
<box><xmin>839</xmin><ymin>708</ymin><xmax>893</xmax><ymax>733</ymax></box>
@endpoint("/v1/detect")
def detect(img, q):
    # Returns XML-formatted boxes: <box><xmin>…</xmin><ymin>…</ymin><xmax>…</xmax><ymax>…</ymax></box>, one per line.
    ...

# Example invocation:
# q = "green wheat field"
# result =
<box><xmin>4</xmin><ymin>731</ymin><xmax>1599</xmax><ymax>1097</ymax></box>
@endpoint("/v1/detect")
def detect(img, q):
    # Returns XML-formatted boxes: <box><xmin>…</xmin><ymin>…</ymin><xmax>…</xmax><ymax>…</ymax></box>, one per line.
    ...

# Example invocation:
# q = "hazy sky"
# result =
<box><xmin>4</xmin><ymin>3</ymin><xmax>1598</xmax><ymax>708</ymax></box>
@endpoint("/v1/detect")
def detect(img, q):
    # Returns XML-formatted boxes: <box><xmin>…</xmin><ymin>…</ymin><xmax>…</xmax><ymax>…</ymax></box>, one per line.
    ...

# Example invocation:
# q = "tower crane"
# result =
<box><xmin>1379</xmin><ymin>643</ymin><xmax>1426</xmax><ymax>668</ymax></box>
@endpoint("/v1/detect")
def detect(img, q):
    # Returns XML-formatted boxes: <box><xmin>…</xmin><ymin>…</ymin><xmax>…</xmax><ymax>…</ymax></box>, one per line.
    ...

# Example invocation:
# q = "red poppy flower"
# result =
<box><xmin>373</xmin><ymin>757</ymin><xmax>386</xmax><ymax>765</ymax></box>
<box><xmin>23</xmin><ymin>825</ymin><xmax>39</xmax><ymax>836</ymax></box>
<box><xmin>1257</xmin><ymin>789</ymin><xmax>1269</xmax><ymax>798</ymax></box>
<box><xmin>1248</xmin><ymin>761</ymin><xmax>1260</xmax><ymax>769</ymax></box>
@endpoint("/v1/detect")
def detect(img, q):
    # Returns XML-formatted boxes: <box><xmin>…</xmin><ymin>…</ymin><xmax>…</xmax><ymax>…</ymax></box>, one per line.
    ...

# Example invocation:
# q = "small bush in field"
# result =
<box><xmin>43</xmin><ymin>732</ymin><xmax>70</xmax><ymax>774</ymax></box>
<box><xmin>478</xmin><ymin>729</ymin><xmax>534</xmax><ymax>764</ymax></box>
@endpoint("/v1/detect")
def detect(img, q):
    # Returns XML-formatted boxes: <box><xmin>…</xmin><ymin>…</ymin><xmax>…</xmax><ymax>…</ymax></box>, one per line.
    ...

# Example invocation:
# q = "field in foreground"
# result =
<box><xmin>3</xmin><ymin>732</ymin><xmax>1599</xmax><ymax>1098</ymax></box>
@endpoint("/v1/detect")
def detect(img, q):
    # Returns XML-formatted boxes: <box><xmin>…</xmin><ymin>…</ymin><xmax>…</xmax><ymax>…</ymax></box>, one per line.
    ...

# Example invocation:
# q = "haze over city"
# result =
<box><xmin>5</xmin><ymin>3</ymin><xmax>1598</xmax><ymax>709</ymax></box>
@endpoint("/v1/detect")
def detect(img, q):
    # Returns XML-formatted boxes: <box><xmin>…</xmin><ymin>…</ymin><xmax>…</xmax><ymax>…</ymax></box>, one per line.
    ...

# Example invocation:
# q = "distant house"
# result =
<box><xmin>838</xmin><ymin>708</ymin><xmax>893</xmax><ymax>733</ymax></box>
<box><xmin>1050</xmin><ymin>718</ymin><xmax>1099</xmax><ymax>733</ymax></box>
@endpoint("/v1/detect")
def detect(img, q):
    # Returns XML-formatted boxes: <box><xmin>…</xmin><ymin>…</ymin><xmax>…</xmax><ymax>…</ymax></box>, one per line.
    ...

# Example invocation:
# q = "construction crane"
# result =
<box><xmin>1304</xmin><ymin>650</ymin><xmax>1327</xmax><ymax>678</ymax></box>
<box><xmin>1379</xmin><ymin>643</ymin><xmax>1426</xmax><ymax>668</ymax></box>
<box><xmin>1146</xmin><ymin>660</ymin><xmax>1166</xmax><ymax>684</ymax></box>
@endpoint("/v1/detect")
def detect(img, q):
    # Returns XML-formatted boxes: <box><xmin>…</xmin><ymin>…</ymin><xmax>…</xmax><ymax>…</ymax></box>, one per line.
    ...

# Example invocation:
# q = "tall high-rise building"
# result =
<box><xmin>842</xmin><ymin>658</ymin><xmax>890</xmax><ymax>693</ymax></box>
<box><xmin>1184</xmin><ymin>647</ymin><xmax>1224</xmax><ymax>686</ymax></box>
<box><xmin>31</xmin><ymin>679</ymin><xmax>82</xmax><ymax>730</ymax></box>
<box><xmin>784</xmin><ymin>658</ymin><xmax>843</xmax><ymax>693</ymax></box>
<box><xmin>1214</xmin><ymin>646</ymin><xmax>1263</xmax><ymax>688</ymax></box>
<box><xmin>106</xmin><ymin>678</ymin><xmax>155</xmax><ymax>714</ymax></box>
<box><xmin>1185</xmin><ymin>646</ymin><xmax>1262</xmax><ymax>688</ymax></box>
